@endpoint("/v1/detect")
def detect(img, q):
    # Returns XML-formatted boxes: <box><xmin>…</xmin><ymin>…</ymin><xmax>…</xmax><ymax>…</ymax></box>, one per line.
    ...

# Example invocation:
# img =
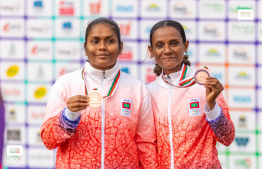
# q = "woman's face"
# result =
<box><xmin>149</xmin><ymin>26</ymin><xmax>189</xmax><ymax>75</ymax></box>
<box><xmin>84</xmin><ymin>23</ymin><xmax>123</xmax><ymax>71</ymax></box>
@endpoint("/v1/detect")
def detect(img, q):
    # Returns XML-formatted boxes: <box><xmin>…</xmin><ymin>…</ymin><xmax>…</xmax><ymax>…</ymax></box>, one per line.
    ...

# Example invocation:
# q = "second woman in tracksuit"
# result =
<box><xmin>147</xmin><ymin>20</ymin><xmax>235</xmax><ymax>169</ymax></box>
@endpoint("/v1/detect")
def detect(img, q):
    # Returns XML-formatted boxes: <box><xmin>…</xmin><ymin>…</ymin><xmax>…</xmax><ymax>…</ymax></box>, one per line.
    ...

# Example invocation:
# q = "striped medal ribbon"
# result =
<box><xmin>81</xmin><ymin>68</ymin><xmax>121</xmax><ymax>98</ymax></box>
<box><xmin>161</xmin><ymin>64</ymin><xmax>196</xmax><ymax>88</ymax></box>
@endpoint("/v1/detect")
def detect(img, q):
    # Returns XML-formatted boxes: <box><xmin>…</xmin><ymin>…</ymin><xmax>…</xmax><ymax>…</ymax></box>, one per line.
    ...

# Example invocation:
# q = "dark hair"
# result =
<box><xmin>84</xmin><ymin>17</ymin><xmax>121</xmax><ymax>48</ymax></box>
<box><xmin>149</xmin><ymin>20</ymin><xmax>191</xmax><ymax>76</ymax></box>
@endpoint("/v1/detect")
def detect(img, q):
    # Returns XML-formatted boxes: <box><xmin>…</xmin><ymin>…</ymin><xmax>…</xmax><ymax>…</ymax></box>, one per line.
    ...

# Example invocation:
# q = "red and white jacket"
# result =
<box><xmin>147</xmin><ymin>65</ymin><xmax>235</xmax><ymax>169</ymax></box>
<box><xmin>41</xmin><ymin>62</ymin><xmax>158</xmax><ymax>169</ymax></box>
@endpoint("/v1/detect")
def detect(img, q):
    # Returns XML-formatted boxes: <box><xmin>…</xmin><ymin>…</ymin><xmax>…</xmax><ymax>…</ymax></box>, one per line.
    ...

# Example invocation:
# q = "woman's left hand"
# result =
<box><xmin>204</xmin><ymin>77</ymin><xmax>224</xmax><ymax>110</ymax></box>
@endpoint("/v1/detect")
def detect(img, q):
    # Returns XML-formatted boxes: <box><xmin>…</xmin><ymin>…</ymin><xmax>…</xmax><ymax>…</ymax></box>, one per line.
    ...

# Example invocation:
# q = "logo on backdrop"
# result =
<box><xmin>0</xmin><ymin>2</ymin><xmax>21</xmax><ymax>12</ymax></box>
<box><xmin>237</xmin><ymin>4</ymin><xmax>254</xmax><ymax>31</ymax></box>
<box><xmin>34</xmin><ymin>87</ymin><xmax>47</xmax><ymax>99</ymax></box>
<box><xmin>173</xmin><ymin>2</ymin><xmax>190</xmax><ymax>16</ymax></box>
<box><xmin>238</xmin><ymin>115</ymin><xmax>247</xmax><ymax>128</ymax></box>
<box><xmin>235</xmin><ymin>137</ymin><xmax>249</xmax><ymax>146</ymax></box>
<box><xmin>6</xmin><ymin>144</ymin><xmax>23</xmax><ymax>167</ymax></box>
<box><xmin>62</xmin><ymin>21</ymin><xmax>73</xmax><ymax>33</ymax></box>
<box><xmin>120</xmin><ymin>67</ymin><xmax>130</xmax><ymax>74</ymax></box>
<box><xmin>203</xmin><ymin>23</ymin><xmax>221</xmax><ymax>38</ymax></box>
<box><xmin>233</xmin><ymin>47</ymin><xmax>251</xmax><ymax>61</ymax></box>
<box><xmin>233</xmin><ymin>95</ymin><xmax>251</xmax><ymax>103</ymax></box>
<box><xmin>119</xmin><ymin>22</ymin><xmax>131</xmax><ymax>36</ymax></box>
<box><xmin>89</xmin><ymin>1</ymin><xmax>101</xmax><ymax>14</ymax></box>
<box><xmin>3</xmin><ymin>23</ymin><xmax>21</xmax><ymax>32</ymax></box>
<box><xmin>116</xmin><ymin>5</ymin><xmax>133</xmax><ymax>12</ymax></box>
<box><xmin>146</xmin><ymin>67</ymin><xmax>156</xmax><ymax>83</ymax></box>
<box><xmin>31</xmin><ymin>45</ymin><xmax>50</xmax><ymax>56</ymax></box>
<box><xmin>59</xmin><ymin>0</ymin><xmax>74</xmax><ymax>15</ymax></box>
<box><xmin>235</xmin><ymin>158</ymin><xmax>251</xmax><ymax>168</ymax></box>
<box><xmin>235</xmin><ymin>71</ymin><xmax>251</xmax><ymax>80</ymax></box>
<box><xmin>118</xmin><ymin>46</ymin><xmax>133</xmax><ymax>61</ymax></box>
<box><xmin>206</xmin><ymin>48</ymin><xmax>220</xmax><ymax>57</ymax></box>
<box><xmin>33</xmin><ymin>0</ymin><xmax>44</xmax><ymax>11</ymax></box>
<box><xmin>6</xmin><ymin>65</ymin><xmax>19</xmax><ymax>77</ymax></box>
<box><xmin>147</xmin><ymin>3</ymin><xmax>160</xmax><ymax>11</ymax></box>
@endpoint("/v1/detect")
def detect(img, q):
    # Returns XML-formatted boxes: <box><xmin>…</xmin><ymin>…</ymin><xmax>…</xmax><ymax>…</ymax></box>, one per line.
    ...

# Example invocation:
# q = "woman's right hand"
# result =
<box><xmin>67</xmin><ymin>95</ymin><xmax>89</xmax><ymax>112</ymax></box>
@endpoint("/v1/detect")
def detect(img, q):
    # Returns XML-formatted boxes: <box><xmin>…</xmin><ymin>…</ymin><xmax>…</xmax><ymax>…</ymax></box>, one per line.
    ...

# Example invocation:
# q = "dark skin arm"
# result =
<box><xmin>204</xmin><ymin>77</ymin><xmax>224</xmax><ymax>110</ymax></box>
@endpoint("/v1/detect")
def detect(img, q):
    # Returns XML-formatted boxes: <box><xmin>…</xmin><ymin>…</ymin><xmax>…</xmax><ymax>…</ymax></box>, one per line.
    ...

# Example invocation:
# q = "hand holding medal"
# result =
<box><xmin>67</xmin><ymin>95</ymin><xmax>89</xmax><ymax>112</ymax></box>
<box><xmin>194</xmin><ymin>66</ymin><xmax>224</xmax><ymax>110</ymax></box>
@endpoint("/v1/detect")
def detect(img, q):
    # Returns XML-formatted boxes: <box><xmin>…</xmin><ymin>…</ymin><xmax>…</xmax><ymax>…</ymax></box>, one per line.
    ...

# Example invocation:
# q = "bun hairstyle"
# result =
<box><xmin>149</xmin><ymin>20</ymin><xmax>191</xmax><ymax>76</ymax></box>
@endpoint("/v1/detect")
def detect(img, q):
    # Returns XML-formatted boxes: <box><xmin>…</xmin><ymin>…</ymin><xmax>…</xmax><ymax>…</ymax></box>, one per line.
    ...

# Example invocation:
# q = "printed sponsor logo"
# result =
<box><xmin>36</xmin><ymin>131</ymin><xmax>42</xmax><ymax>143</ymax></box>
<box><xmin>145</xmin><ymin>26</ymin><xmax>152</xmax><ymax>34</ymax></box>
<box><xmin>30</xmin><ymin>110</ymin><xmax>45</xmax><ymax>120</ymax></box>
<box><xmin>31</xmin><ymin>45</ymin><xmax>50</xmax><ymax>55</ymax></box>
<box><xmin>58</xmin><ymin>67</ymin><xmax>77</xmax><ymax>77</ymax></box>
<box><xmin>7</xmin><ymin>130</ymin><xmax>21</xmax><ymax>142</ymax></box>
<box><xmin>3</xmin><ymin>88</ymin><xmax>21</xmax><ymax>97</ymax></box>
<box><xmin>147</xmin><ymin>4</ymin><xmax>160</xmax><ymax>11</ymax></box>
<box><xmin>6</xmin><ymin>145</ymin><xmax>23</xmax><ymax>167</ymax></box>
<box><xmin>33</xmin><ymin>0</ymin><xmax>43</xmax><ymax>10</ymax></box>
<box><xmin>8</xmin><ymin>43</ymin><xmax>16</xmax><ymax>56</ymax></box>
<box><xmin>235</xmin><ymin>137</ymin><xmax>249</xmax><ymax>146</ymax></box>
<box><xmin>235</xmin><ymin>71</ymin><xmax>250</xmax><ymax>80</ymax></box>
<box><xmin>229</xmin><ymin>5</ymin><xmax>253</xmax><ymax>14</ymax></box>
<box><xmin>3</xmin><ymin>23</ymin><xmax>21</xmax><ymax>32</ymax></box>
<box><xmin>8</xmin><ymin>109</ymin><xmax>17</xmax><ymax>121</ymax></box>
<box><xmin>183</xmin><ymin>25</ymin><xmax>191</xmax><ymax>34</ymax></box>
<box><xmin>235</xmin><ymin>158</ymin><xmax>251</xmax><ymax>168</ymax></box>
<box><xmin>116</xmin><ymin>5</ymin><xmax>133</xmax><ymax>12</ymax></box>
<box><xmin>120</xmin><ymin>67</ymin><xmax>130</xmax><ymax>74</ymax></box>
<box><xmin>173</xmin><ymin>2</ymin><xmax>189</xmax><ymax>15</ymax></box>
<box><xmin>6</xmin><ymin>65</ymin><xmax>19</xmax><ymax>77</ymax></box>
<box><xmin>28</xmin><ymin>24</ymin><xmax>49</xmax><ymax>33</ymax></box>
<box><xmin>206</xmin><ymin>48</ymin><xmax>220</xmax><ymax>57</ymax></box>
<box><xmin>238</xmin><ymin>115</ymin><xmax>247</xmax><ymax>128</ymax></box>
<box><xmin>233</xmin><ymin>47</ymin><xmax>250</xmax><ymax>61</ymax></box>
<box><xmin>59</xmin><ymin>0</ymin><xmax>74</xmax><ymax>15</ymax></box>
<box><xmin>146</xmin><ymin>67</ymin><xmax>156</xmax><ymax>83</ymax></box>
<box><xmin>0</xmin><ymin>2</ymin><xmax>21</xmax><ymax>12</ymax></box>
<box><xmin>34</xmin><ymin>87</ymin><xmax>47</xmax><ymax>99</ymax></box>
<box><xmin>201</xmin><ymin>2</ymin><xmax>223</xmax><ymax>12</ymax></box>
<box><xmin>89</xmin><ymin>1</ymin><xmax>101</xmax><ymax>14</ymax></box>
<box><xmin>57</xmin><ymin>47</ymin><xmax>77</xmax><ymax>56</ymax></box>
<box><xmin>119</xmin><ymin>22</ymin><xmax>131</xmax><ymax>36</ymax></box>
<box><xmin>233</xmin><ymin>95</ymin><xmax>251</xmax><ymax>103</ymax></box>
<box><xmin>62</xmin><ymin>21</ymin><xmax>72</xmax><ymax>31</ymax></box>
<box><xmin>118</xmin><ymin>46</ymin><xmax>132</xmax><ymax>60</ymax></box>
<box><xmin>203</xmin><ymin>24</ymin><xmax>221</xmax><ymax>38</ymax></box>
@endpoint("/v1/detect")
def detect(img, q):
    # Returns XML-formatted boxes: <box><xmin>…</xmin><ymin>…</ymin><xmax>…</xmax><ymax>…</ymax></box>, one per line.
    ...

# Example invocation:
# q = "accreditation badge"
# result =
<box><xmin>121</xmin><ymin>99</ymin><xmax>132</xmax><ymax>117</ymax></box>
<box><xmin>89</xmin><ymin>89</ymin><xmax>103</xmax><ymax>108</ymax></box>
<box><xmin>188</xmin><ymin>98</ymin><xmax>201</xmax><ymax>116</ymax></box>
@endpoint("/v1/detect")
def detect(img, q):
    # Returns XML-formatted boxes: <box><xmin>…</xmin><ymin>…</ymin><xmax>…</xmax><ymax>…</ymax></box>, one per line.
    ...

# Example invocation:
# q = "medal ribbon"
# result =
<box><xmin>161</xmin><ymin>64</ymin><xmax>196</xmax><ymax>88</ymax></box>
<box><xmin>81</xmin><ymin>68</ymin><xmax>121</xmax><ymax>98</ymax></box>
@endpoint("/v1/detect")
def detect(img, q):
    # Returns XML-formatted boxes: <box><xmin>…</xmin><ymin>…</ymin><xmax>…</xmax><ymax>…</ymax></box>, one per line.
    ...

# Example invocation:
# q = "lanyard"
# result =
<box><xmin>161</xmin><ymin>64</ymin><xmax>196</xmax><ymax>88</ymax></box>
<box><xmin>81</xmin><ymin>68</ymin><xmax>121</xmax><ymax>98</ymax></box>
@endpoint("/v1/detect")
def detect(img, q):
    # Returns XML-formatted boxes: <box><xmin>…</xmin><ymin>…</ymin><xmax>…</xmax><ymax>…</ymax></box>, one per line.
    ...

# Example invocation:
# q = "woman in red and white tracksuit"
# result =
<box><xmin>147</xmin><ymin>20</ymin><xmax>235</xmax><ymax>168</ymax></box>
<box><xmin>41</xmin><ymin>17</ymin><xmax>158</xmax><ymax>169</ymax></box>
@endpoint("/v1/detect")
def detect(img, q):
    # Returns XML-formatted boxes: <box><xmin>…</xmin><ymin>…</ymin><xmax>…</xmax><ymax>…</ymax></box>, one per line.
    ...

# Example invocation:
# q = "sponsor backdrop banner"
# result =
<box><xmin>0</xmin><ymin>0</ymin><xmax>261</xmax><ymax>168</ymax></box>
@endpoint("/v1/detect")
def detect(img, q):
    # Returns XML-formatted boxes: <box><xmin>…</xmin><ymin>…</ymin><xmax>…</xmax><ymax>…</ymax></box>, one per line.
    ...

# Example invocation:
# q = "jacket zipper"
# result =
<box><xmin>101</xmin><ymin>71</ymin><xmax>105</xmax><ymax>169</ymax></box>
<box><xmin>168</xmin><ymin>85</ymin><xmax>174</xmax><ymax>169</ymax></box>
